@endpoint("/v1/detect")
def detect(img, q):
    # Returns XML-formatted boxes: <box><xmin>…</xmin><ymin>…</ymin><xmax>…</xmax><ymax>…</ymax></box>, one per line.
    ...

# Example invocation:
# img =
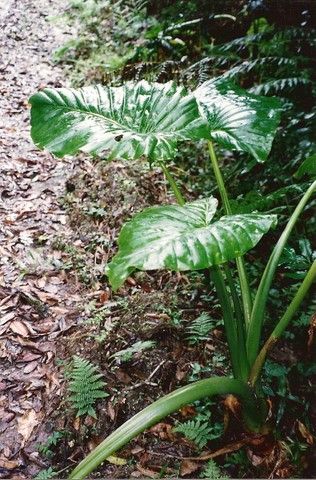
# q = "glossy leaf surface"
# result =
<box><xmin>107</xmin><ymin>197</ymin><xmax>277</xmax><ymax>290</ymax></box>
<box><xmin>29</xmin><ymin>81</ymin><xmax>210</xmax><ymax>162</ymax></box>
<box><xmin>195</xmin><ymin>78</ymin><xmax>281</xmax><ymax>162</ymax></box>
<box><xmin>294</xmin><ymin>154</ymin><xmax>316</xmax><ymax>179</ymax></box>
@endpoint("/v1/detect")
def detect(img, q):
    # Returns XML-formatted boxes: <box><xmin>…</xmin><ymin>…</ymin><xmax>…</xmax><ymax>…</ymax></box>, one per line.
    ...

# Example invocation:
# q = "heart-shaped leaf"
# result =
<box><xmin>29</xmin><ymin>81</ymin><xmax>210</xmax><ymax>162</ymax></box>
<box><xmin>107</xmin><ymin>197</ymin><xmax>277</xmax><ymax>290</ymax></box>
<box><xmin>195</xmin><ymin>78</ymin><xmax>281</xmax><ymax>162</ymax></box>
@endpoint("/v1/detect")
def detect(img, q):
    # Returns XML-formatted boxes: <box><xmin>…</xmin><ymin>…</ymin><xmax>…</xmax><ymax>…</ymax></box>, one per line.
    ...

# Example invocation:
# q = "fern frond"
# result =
<box><xmin>186</xmin><ymin>313</ymin><xmax>214</xmax><ymax>345</ymax></box>
<box><xmin>68</xmin><ymin>356</ymin><xmax>108</xmax><ymax>418</ymax></box>
<box><xmin>272</xmin><ymin>27</ymin><xmax>316</xmax><ymax>44</ymax></box>
<box><xmin>34</xmin><ymin>468</ymin><xmax>56</xmax><ymax>480</ymax></box>
<box><xmin>174</xmin><ymin>419</ymin><xmax>213</xmax><ymax>448</ymax></box>
<box><xmin>112</xmin><ymin>340</ymin><xmax>156</xmax><ymax>362</ymax></box>
<box><xmin>250</xmin><ymin>77</ymin><xmax>310</xmax><ymax>95</ymax></box>
<box><xmin>215</xmin><ymin>31</ymin><xmax>269</xmax><ymax>53</ymax></box>
<box><xmin>200</xmin><ymin>460</ymin><xmax>229</xmax><ymax>479</ymax></box>
<box><xmin>222</xmin><ymin>56</ymin><xmax>297</xmax><ymax>80</ymax></box>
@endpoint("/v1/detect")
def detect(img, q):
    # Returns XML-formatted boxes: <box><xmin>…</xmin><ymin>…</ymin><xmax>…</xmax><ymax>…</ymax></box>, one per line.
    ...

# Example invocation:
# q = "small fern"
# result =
<box><xmin>68</xmin><ymin>356</ymin><xmax>108</xmax><ymax>418</ymax></box>
<box><xmin>112</xmin><ymin>340</ymin><xmax>156</xmax><ymax>362</ymax></box>
<box><xmin>186</xmin><ymin>313</ymin><xmax>215</xmax><ymax>345</ymax></box>
<box><xmin>174</xmin><ymin>416</ymin><xmax>223</xmax><ymax>449</ymax></box>
<box><xmin>222</xmin><ymin>56</ymin><xmax>297</xmax><ymax>80</ymax></box>
<box><xmin>174</xmin><ymin>419</ymin><xmax>212</xmax><ymax>448</ymax></box>
<box><xmin>34</xmin><ymin>468</ymin><xmax>56</xmax><ymax>480</ymax></box>
<box><xmin>250</xmin><ymin>77</ymin><xmax>310</xmax><ymax>95</ymax></box>
<box><xmin>38</xmin><ymin>431</ymin><xmax>65</xmax><ymax>458</ymax></box>
<box><xmin>200</xmin><ymin>460</ymin><xmax>229</xmax><ymax>479</ymax></box>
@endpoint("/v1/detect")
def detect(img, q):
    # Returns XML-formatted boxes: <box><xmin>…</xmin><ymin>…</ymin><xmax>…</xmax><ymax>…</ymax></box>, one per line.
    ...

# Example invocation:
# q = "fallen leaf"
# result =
<box><xmin>0</xmin><ymin>311</ymin><xmax>15</xmax><ymax>325</ymax></box>
<box><xmin>297</xmin><ymin>420</ymin><xmax>314</xmax><ymax>445</ymax></box>
<box><xmin>23</xmin><ymin>361</ymin><xmax>38</xmax><ymax>374</ymax></box>
<box><xmin>17</xmin><ymin>409</ymin><xmax>38</xmax><ymax>445</ymax></box>
<box><xmin>150</xmin><ymin>422</ymin><xmax>175</xmax><ymax>441</ymax></box>
<box><xmin>180</xmin><ymin>459</ymin><xmax>200</xmax><ymax>476</ymax></box>
<box><xmin>136</xmin><ymin>465</ymin><xmax>158</xmax><ymax>478</ymax></box>
<box><xmin>10</xmin><ymin>320</ymin><xmax>29</xmax><ymax>337</ymax></box>
<box><xmin>107</xmin><ymin>455</ymin><xmax>127</xmax><ymax>466</ymax></box>
<box><xmin>0</xmin><ymin>459</ymin><xmax>20</xmax><ymax>469</ymax></box>
<box><xmin>107</xmin><ymin>402</ymin><xmax>116</xmax><ymax>421</ymax></box>
<box><xmin>223</xmin><ymin>394</ymin><xmax>240</xmax><ymax>417</ymax></box>
<box><xmin>180</xmin><ymin>405</ymin><xmax>196</xmax><ymax>417</ymax></box>
<box><xmin>73</xmin><ymin>416</ymin><xmax>81</xmax><ymax>431</ymax></box>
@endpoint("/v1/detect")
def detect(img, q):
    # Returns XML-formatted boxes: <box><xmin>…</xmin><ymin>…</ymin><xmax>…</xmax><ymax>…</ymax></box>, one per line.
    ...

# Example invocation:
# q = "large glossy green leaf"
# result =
<box><xmin>194</xmin><ymin>78</ymin><xmax>281</xmax><ymax>162</ymax></box>
<box><xmin>29</xmin><ymin>81</ymin><xmax>210</xmax><ymax>162</ymax></box>
<box><xmin>107</xmin><ymin>197</ymin><xmax>277</xmax><ymax>290</ymax></box>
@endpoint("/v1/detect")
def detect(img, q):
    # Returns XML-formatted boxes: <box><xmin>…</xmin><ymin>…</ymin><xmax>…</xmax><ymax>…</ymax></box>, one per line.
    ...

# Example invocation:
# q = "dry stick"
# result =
<box><xmin>148</xmin><ymin>437</ymin><xmax>254</xmax><ymax>461</ymax></box>
<box><xmin>125</xmin><ymin>360</ymin><xmax>166</xmax><ymax>391</ymax></box>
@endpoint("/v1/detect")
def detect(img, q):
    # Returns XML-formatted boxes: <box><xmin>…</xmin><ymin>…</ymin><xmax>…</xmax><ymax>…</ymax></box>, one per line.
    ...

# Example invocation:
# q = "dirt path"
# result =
<box><xmin>0</xmin><ymin>1</ymin><xmax>78</xmax><ymax>477</ymax></box>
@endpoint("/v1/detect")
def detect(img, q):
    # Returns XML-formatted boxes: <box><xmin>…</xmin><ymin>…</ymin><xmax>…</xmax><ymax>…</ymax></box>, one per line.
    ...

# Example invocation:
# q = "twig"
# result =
<box><xmin>148</xmin><ymin>437</ymin><xmax>253</xmax><ymax>461</ymax></box>
<box><xmin>124</xmin><ymin>360</ymin><xmax>166</xmax><ymax>391</ymax></box>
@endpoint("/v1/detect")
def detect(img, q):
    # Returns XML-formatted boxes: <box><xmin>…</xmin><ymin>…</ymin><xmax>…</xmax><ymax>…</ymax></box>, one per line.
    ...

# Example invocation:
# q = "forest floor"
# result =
<box><xmin>0</xmin><ymin>0</ymin><xmax>79</xmax><ymax>477</ymax></box>
<box><xmin>1</xmin><ymin>1</ymin><xmax>315</xmax><ymax>480</ymax></box>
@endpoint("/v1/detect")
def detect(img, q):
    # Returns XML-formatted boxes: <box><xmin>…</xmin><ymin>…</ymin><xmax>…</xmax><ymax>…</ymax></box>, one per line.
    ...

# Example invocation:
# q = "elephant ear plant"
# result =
<box><xmin>29</xmin><ymin>78</ymin><xmax>316</xmax><ymax>479</ymax></box>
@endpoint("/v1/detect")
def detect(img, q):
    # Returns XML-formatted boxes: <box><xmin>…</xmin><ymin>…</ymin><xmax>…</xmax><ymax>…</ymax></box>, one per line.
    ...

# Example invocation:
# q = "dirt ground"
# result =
<box><xmin>0</xmin><ymin>0</ymin><xmax>79</xmax><ymax>477</ymax></box>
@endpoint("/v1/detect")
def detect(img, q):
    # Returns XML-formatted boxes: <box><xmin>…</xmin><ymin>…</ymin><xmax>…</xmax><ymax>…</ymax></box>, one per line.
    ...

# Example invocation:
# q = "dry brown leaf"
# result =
<box><xmin>180</xmin><ymin>405</ymin><xmax>196</xmax><ymax>417</ymax></box>
<box><xmin>0</xmin><ymin>311</ymin><xmax>15</xmax><ymax>325</ymax></box>
<box><xmin>23</xmin><ymin>361</ymin><xmax>38</xmax><ymax>374</ymax></box>
<box><xmin>136</xmin><ymin>465</ymin><xmax>158</xmax><ymax>478</ymax></box>
<box><xmin>17</xmin><ymin>409</ymin><xmax>38</xmax><ymax>445</ymax></box>
<box><xmin>99</xmin><ymin>290</ymin><xmax>110</xmax><ymax>303</ymax></box>
<box><xmin>149</xmin><ymin>422</ymin><xmax>175</xmax><ymax>441</ymax></box>
<box><xmin>10</xmin><ymin>320</ymin><xmax>29</xmax><ymax>337</ymax></box>
<box><xmin>223</xmin><ymin>394</ymin><xmax>240</xmax><ymax>417</ymax></box>
<box><xmin>297</xmin><ymin>420</ymin><xmax>314</xmax><ymax>445</ymax></box>
<box><xmin>0</xmin><ymin>459</ymin><xmax>20</xmax><ymax>470</ymax></box>
<box><xmin>180</xmin><ymin>459</ymin><xmax>200</xmax><ymax>476</ymax></box>
<box><xmin>73</xmin><ymin>416</ymin><xmax>81</xmax><ymax>431</ymax></box>
<box><xmin>107</xmin><ymin>402</ymin><xmax>116</xmax><ymax>421</ymax></box>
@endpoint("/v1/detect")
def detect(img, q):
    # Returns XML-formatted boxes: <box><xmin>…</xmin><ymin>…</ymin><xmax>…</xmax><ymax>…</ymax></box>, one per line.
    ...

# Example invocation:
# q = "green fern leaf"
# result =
<box><xmin>200</xmin><ymin>460</ymin><xmax>229</xmax><ymax>479</ymax></box>
<box><xmin>250</xmin><ymin>77</ymin><xmax>310</xmax><ymax>95</ymax></box>
<box><xmin>186</xmin><ymin>313</ymin><xmax>215</xmax><ymax>345</ymax></box>
<box><xmin>174</xmin><ymin>419</ymin><xmax>219</xmax><ymax>449</ymax></box>
<box><xmin>34</xmin><ymin>467</ymin><xmax>56</xmax><ymax>480</ymax></box>
<box><xmin>67</xmin><ymin>356</ymin><xmax>108</xmax><ymax>418</ymax></box>
<box><xmin>112</xmin><ymin>340</ymin><xmax>156</xmax><ymax>362</ymax></box>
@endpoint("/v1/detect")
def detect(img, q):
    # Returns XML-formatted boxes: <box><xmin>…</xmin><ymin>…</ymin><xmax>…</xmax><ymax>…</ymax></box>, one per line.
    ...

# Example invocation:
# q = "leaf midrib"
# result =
<box><xmin>42</xmin><ymin>101</ymin><xmax>185</xmax><ymax>138</ymax></box>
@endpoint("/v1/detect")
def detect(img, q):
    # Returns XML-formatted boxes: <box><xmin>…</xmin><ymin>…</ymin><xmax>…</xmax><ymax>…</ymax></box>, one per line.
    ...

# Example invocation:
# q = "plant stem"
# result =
<box><xmin>249</xmin><ymin>260</ymin><xmax>316</xmax><ymax>386</ymax></box>
<box><xmin>208</xmin><ymin>140</ymin><xmax>253</xmax><ymax>328</ymax></box>
<box><xmin>160</xmin><ymin>160</ymin><xmax>249</xmax><ymax>379</ymax></box>
<box><xmin>159</xmin><ymin>162</ymin><xmax>185</xmax><ymax>206</ymax></box>
<box><xmin>223</xmin><ymin>264</ymin><xmax>248</xmax><ymax>354</ymax></box>
<box><xmin>69</xmin><ymin>377</ymin><xmax>261</xmax><ymax>479</ymax></box>
<box><xmin>211</xmin><ymin>266</ymin><xmax>249</xmax><ymax>381</ymax></box>
<box><xmin>247</xmin><ymin>179</ymin><xmax>316</xmax><ymax>366</ymax></box>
